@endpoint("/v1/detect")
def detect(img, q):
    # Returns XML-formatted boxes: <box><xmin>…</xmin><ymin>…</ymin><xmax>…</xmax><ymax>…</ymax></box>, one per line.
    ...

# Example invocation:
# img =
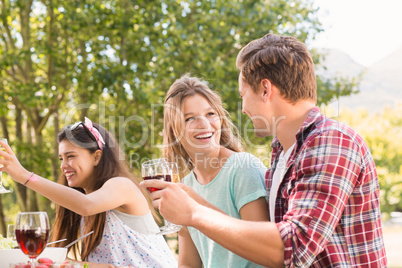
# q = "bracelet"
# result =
<box><xmin>23</xmin><ymin>172</ymin><xmax>35</xmax><ymax>186</ymax></box>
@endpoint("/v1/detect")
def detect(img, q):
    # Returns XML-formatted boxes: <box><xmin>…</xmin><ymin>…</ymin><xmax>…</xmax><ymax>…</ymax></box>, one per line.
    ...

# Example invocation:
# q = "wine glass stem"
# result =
<box><xmin>30</xmin><ymin>258</ymin><xmax>37</xmax><ymax>268</ymax></box>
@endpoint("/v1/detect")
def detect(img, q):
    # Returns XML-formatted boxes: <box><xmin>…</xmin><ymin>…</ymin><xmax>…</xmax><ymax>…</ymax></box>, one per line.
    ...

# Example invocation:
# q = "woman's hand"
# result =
<box><xmin>0</xmin><ymin>140</ymin><xmax>31</xmax><ymax>184</ymax></box>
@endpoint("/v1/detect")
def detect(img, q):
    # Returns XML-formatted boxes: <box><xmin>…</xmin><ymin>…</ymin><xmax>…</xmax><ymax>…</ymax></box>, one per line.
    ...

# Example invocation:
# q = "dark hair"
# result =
<box><xmin>236</xmin><ymin>33</ymin><xmax>317</xmax><ymax>104</ymax></box>
<box><xmin>50</xmin><ymin>122</ymin><xmax>157</xmax><ymax>261</ymax></box>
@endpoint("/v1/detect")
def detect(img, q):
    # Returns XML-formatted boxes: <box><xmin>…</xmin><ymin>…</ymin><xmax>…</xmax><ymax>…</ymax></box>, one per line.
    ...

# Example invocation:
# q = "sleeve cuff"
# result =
<box><xmin>236</xmin><ymin>189</ymin><xmax>268</xmax><ymax>210</ymax></box>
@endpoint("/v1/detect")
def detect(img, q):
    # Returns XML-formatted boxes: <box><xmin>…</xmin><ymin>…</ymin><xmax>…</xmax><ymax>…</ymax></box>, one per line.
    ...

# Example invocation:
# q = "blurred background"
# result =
<box><xmin>1</xmin><ymin>0</ymin><xmax>401</xmax><ymax>266</ymax></box>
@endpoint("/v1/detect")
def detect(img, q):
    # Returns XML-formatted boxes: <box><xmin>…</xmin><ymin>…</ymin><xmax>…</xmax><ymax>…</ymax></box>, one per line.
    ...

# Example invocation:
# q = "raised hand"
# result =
<box><xmin>0</xmin><ymin>140</ymin><xmax>31</xmax><ymax>185</ymax></box>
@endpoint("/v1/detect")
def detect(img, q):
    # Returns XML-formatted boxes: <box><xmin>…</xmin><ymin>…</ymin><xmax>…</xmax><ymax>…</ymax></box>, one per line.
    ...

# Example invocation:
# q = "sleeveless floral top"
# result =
<box><xmin>87</xmin><ymin>210</ymin><xmax>177</xmax><ymax>267</ymax></box>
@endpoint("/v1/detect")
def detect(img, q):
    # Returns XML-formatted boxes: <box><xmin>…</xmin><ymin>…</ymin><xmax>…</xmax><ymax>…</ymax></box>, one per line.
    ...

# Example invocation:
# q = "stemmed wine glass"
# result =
<box><xmin>168</xmin><ymin>162</ymin><xmax>181</xmax><ymax>184</ymax></box>
<box><xmin>15</xmin><ymin>212</ymin><xmax>50</xmax><ymax>268</ymax></box>
<box><xmin>7</xmin><ymin>224</ymin><xmax>16</xmax><ymax>241</ymax></box>
<box><xmin>0</xmin><ymin>138</ymin><xmax>11</xmax><ymax>193</ymax></box>
<box><xmin>142</xmin><ymin>158</ymin><xmax>182</xmax><ymax>235</ymax></box>
<box><xmin>159</xmin><ymin>161</ymin><xmax>183</xmax><ymax>234</ymax></box>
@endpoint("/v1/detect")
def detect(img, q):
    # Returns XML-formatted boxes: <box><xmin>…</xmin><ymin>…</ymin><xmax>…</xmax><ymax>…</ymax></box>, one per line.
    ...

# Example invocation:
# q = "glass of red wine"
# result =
<box><xmin>15</xmin><ymin>212</ymin><xmax>50</xmax><ymax>268</ymax></box>
<box><xmin>142</xmin><ymin>158</ymin><xmax>182</xmax><ymax>235</ymax></box>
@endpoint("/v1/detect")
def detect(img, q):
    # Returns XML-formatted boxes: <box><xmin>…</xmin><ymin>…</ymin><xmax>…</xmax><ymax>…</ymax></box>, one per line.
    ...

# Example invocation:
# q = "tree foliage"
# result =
<box><xmin>0</xmin><ymin>0</ymin><xmax>360</xmax><ymax>235</ymax></box>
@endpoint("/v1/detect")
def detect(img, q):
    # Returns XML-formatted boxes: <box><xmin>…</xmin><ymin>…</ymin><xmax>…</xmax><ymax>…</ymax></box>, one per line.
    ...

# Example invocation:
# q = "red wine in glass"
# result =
<box><xmin>141</xmin><ymin>159</ymin><xmax>182</xmax><ymax>235</ymax></box>
<box><xmin>142</xmin><ymin>174</ymin><xmax>171</xmax><ymax>192</ymax></box>
<box><xmin>15</xmin><ymin>228</ymin><xmax>49</xmax><ymax>258</ymax></box>
<box><xmin>15</xmin><ymin>212</ymin><xmax>50</xmax><ymax>268</ymax></box>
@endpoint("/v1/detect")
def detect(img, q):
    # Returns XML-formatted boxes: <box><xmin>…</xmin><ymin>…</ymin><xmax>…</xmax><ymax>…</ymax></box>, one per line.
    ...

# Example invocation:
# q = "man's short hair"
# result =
<box><xmin>236</xmin><ymin>33</ymin><xmax>317</xmax><ymax>104</ymax></box>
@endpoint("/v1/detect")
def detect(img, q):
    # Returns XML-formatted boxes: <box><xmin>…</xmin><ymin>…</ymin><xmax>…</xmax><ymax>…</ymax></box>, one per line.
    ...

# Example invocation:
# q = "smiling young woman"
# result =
<box><xmin>0</xmin><ymin>118</ymin><xmax>177</xmax><ymax>267</ymax></box>
<box><xmin>160</xmin><ymin>74</ymin><xmax>270</xmax><ymax>268</ymax></box>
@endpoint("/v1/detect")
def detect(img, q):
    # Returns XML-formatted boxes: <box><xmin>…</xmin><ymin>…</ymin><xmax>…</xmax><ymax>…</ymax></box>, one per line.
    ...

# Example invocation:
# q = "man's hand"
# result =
<box><xmin>140</xmin><ymin>180</ymin><xmax>199</xmax><ymax>226</ymax></box>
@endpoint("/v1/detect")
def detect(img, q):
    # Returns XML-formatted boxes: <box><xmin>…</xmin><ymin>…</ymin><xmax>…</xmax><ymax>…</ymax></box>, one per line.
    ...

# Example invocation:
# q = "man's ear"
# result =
<box><xmin>260</xmin><ymin>79</ymin><xmax>272</xmax><ymax>102</ymax></box>
<box><xmin>94</xmin><ymin>150</ymin><xmax>103</xmax><ymax>166</ymax></box>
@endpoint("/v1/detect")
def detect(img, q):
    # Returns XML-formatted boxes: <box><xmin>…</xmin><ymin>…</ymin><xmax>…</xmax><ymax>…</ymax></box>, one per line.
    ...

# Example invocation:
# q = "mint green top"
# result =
<box><xmin>182</xmin><ymin>152</ymin><xmax>267</xmax><ymax>268</ymax></box>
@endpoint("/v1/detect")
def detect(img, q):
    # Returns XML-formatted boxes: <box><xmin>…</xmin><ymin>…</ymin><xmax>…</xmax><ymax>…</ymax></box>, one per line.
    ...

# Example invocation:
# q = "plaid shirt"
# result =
<box><xmin>267</xmin><ymin>107</ymin><xmax>387</xmax><ymax>267</ymax></box>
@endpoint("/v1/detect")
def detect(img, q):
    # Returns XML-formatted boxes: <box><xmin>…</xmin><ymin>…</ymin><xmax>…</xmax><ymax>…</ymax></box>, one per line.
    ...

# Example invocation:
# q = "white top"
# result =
<box><xmin>87</xmin><ymin>210</ymin><xmax>177</xmax><ymax>267</ymax></box>
<box><xmin>112</xmin><ymin>209</ymin><xmax>158</xmax><ymax>234</ymax></box>
<box><xmin>269</xmin><ymin>143</ymin><xmax>295</xmax><ymax>221</ymax></box>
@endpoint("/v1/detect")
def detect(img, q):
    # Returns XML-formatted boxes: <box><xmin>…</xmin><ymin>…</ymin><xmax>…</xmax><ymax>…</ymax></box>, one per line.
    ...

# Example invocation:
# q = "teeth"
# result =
<box><xmin>65</xmin><ymin>172</ymin><xmax>75</xmax><ymax>178</ymax></box>
<box><xmin>195</xmin><ymin>133</ymin><xmax>213</xmax><ymax>139</ymax></box>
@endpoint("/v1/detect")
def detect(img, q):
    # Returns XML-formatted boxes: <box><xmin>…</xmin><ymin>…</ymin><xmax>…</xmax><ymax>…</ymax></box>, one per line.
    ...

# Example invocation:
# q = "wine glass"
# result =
<box><xmin>7</xmin><ymin>224</ymin><xmax>18</xmax><ymax>249</ymax></box>
<box><xmin>159</xmin><ymin>161</ymin><xmax>183</xmax><ymax>235</ymax></box>
<box><xmin>168</xmin><ymin>162</ymin><xmax>181</xmax><ymax>184</ymax></box>
<box><xmin>15</xmin><ymin>212</ymin><xmax>50</xmax><ymax>268</ymax></box>
<box><xmin>7</xmin><ymin>224</ymin><xmax>16</xmax><ymax>241</ymax></box>
<box><xmin>0</xmin><ymin>138</ymin><xmax>11</xmax><ymax>193</ymax></box>
<box><xmin>142</xmin><ymin>159</ymin><xmax>182</xmax><ymax>235</ymax></box>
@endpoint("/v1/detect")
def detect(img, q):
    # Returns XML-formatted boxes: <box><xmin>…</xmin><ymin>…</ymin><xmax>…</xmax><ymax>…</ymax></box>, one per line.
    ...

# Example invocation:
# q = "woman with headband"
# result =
<box><xmin>0</xmin><ymin>118</ymin><xmax>177</xmax><ymax>268</ymax></box>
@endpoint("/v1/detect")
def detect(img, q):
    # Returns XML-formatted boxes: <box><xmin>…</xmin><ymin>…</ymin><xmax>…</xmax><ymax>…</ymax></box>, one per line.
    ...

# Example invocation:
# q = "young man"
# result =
<box><xmin>141</xmin><ymin>33</ymin><xmax>387</xmax><ymax>267</ymax></box>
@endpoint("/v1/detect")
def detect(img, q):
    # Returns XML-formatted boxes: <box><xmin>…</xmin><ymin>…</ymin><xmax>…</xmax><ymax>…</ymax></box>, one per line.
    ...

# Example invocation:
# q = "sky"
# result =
<box><xmin>311</xmin><ymin>0</ymin><xmax>402</xmax><ymax>67</ymax></box>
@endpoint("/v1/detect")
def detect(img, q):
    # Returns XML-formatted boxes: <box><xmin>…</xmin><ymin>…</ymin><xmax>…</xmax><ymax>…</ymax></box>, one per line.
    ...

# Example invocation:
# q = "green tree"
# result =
<box><xmin>0</xmin><ymin>0</ymin><xmax>359</xmax><ymax>236</ymax></box>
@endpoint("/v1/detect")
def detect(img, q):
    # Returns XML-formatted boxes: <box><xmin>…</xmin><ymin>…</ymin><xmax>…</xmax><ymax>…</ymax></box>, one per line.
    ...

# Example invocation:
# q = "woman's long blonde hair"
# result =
<box><xmin>163</xmin><ymin>74</ymin><xmax>243</xmax><ymax>173</ymax></box>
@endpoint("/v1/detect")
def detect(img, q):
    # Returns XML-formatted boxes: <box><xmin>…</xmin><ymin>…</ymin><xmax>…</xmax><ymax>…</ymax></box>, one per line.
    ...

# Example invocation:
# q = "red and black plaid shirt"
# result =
<box><xmin>267</xmin><ymin>107</ymin><xmax>387</xmax><ymax>267</ymax></box>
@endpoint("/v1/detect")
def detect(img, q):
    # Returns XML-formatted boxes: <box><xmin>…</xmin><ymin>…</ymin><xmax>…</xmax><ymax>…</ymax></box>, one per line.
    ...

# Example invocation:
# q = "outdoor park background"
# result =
<box><xmin>0</xmin><ymin>0</ymin><xmax>401</xmax><ymax>266</ymax></box>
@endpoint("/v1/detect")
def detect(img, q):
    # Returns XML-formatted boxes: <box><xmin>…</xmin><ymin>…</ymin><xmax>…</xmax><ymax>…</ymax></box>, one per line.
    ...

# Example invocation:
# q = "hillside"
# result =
<box><xmin>317</xmin><ymin>47</ymin><xmax>402</xmax><ymax>113</ymax></box>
